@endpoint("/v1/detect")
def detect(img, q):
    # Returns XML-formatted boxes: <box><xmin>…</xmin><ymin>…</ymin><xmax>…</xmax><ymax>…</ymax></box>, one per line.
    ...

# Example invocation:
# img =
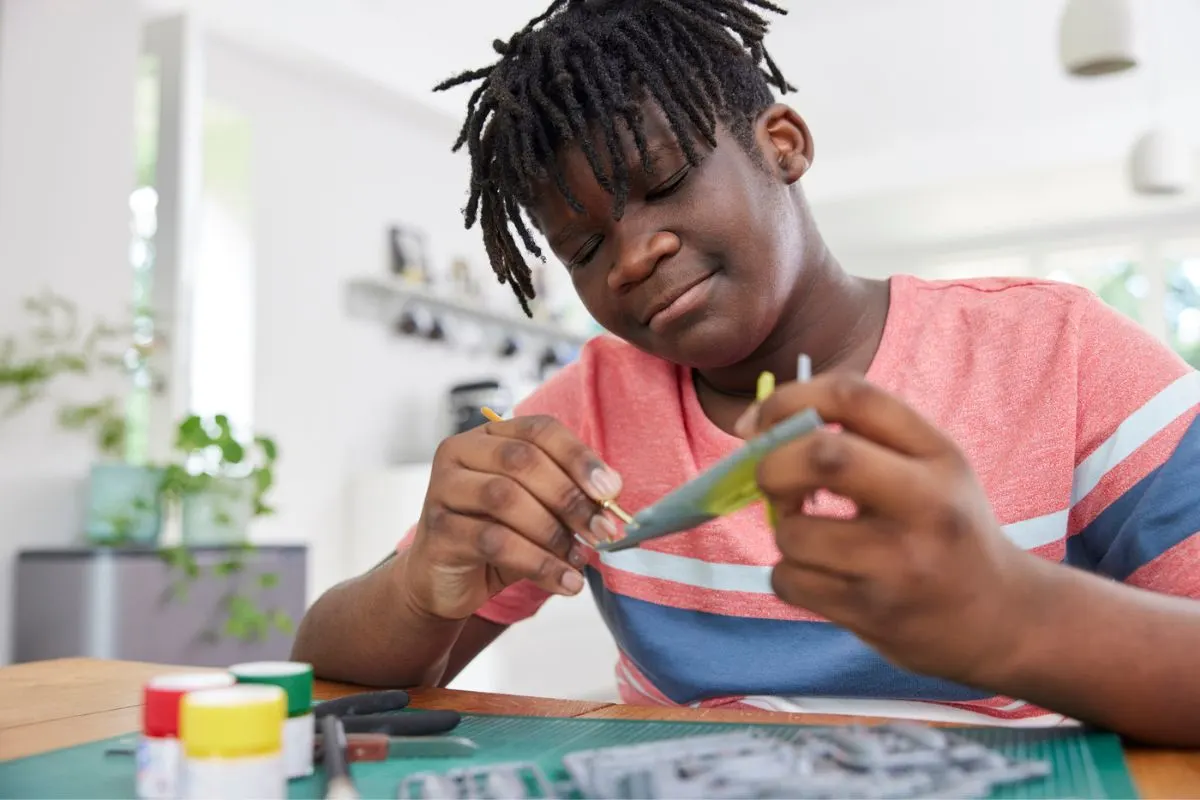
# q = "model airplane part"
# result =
<box><xmin>596</xmin><ymin>408</ymin><xmax>825</xmax><ymax>551</ymax></box>
<box><xmin>398</xmin><ymin>762</ymin><xmax>555</xmax><ymax>799</ymax></box>
<box><xmin>560</xmin><ymin>723</ymin><xmax>1051</xmax><ymax>800</ymax></box>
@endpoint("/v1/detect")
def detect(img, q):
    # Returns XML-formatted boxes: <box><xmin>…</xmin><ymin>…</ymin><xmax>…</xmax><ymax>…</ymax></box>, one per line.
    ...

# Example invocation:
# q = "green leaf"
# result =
<box><xmin>220</xmin><ymin>439</ymin><xmax>245</xmax><ymax>464</ymax></box>
<box><xmin>254</xmin><ymin>467</ymin><xmax>273</xmax><ymax>494</ymax></box>
<box><xmin>258</xmin><ymin>572</ymin><xmax>279</xmax><ymax>589</ymax></box>
<box><xmin>256</xmin><ymin>437</ymin><xmax>278</xmax><ymax>461</ymax></box>
<box><xmin>213</xmin><ymin>557</ymin><xmax>244</xmax><ymax>577</ymax></box>
<box><xmin>271</xmin><ymin>610</ymin><xmax>294</xmax><ymax>634</ymax></box>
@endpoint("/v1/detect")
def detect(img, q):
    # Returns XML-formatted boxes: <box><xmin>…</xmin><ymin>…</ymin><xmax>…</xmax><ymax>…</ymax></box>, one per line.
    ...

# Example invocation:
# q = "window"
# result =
<box><xmin>125</xmin><ymin>53</ymin><xmax>162</xmax><ymax>465</ymax></box>
<box><xmin>1042</xmin><ymin>245</ymin><xmax>1146</xmax><ymax>324</ymax></box>
<box><xmin>1164</xmin><ymin>240</ymin><xmax>1200</xmax><ymax>369</ymax></box>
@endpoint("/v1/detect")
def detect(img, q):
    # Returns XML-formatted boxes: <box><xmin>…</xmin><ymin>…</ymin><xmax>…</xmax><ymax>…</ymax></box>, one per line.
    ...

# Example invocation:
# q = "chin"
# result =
<box><xmin>637</xmin><ymin>314</ymin><xmax>768</xmax><ymax>369</ymax></box>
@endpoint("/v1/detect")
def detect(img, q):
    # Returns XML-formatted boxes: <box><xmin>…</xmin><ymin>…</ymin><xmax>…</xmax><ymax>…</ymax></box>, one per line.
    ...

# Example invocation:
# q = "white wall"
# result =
<box><xmin>200</xmin><ymin>40</ymin><xmax>537</xmax><ymax>591</ymax></box>
<box><xmin>0</xmin><ymin>0</ymin><xmax>141</xmax><ymax>664</ymax></box>
<box><xmin>200</xmin><ymin>38</ymin><xmax>621</xmax><ymax>699</ymax></box>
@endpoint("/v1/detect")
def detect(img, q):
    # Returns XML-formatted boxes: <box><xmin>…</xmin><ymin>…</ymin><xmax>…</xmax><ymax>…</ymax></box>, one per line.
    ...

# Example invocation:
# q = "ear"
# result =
<box><xmin>756</xmin><ymin>104</ymin><xmax>814</xmax><ymax>184</ymax></box>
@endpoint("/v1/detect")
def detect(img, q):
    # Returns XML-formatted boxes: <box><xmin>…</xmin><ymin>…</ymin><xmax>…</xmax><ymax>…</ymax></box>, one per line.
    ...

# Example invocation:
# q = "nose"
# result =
<box><xmin>607</xmin><ymin>229</ymin><xmax>681</xmax><ymax>293</ymax></box>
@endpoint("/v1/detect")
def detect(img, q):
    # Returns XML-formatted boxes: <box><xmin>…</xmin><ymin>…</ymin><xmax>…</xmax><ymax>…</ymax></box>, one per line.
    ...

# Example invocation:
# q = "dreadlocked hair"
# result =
<box><xmin>434</xmin><ymin>0</ymin><xmax>795</xmax><ymax>316</ymax></box>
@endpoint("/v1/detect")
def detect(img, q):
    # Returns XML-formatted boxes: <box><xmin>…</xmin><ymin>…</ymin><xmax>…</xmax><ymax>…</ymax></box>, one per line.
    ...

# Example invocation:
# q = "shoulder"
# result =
<box><xmin>900</xmin><ymin>273</ymin><xmax>1100</xmax><ymax>324</ymax></box>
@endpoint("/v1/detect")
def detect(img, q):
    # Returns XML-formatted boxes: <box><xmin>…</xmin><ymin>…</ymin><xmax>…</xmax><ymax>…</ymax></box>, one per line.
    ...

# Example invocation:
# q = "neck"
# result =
<box><xmin>694</xmin><ymin>238</ymin><xmax>890</xmax><ymax>397</ymax></box>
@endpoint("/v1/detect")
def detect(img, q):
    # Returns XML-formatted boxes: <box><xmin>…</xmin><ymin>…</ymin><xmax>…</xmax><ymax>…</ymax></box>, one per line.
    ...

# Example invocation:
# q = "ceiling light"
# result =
<box><xmin>1059</xmin><ymin>0</ymin><xmax>1139</xmax><ymax>77</ymax></box>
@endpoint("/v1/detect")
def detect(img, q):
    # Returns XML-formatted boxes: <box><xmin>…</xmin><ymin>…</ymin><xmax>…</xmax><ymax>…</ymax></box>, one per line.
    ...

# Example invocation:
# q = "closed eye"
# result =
<box><xmin>569</xmin><ymin>235</ymin><xmax>603</xmax><ymax>269</ymax></box>
<box><xmin>645</xmin><ymin>165</ymin><xmax>690</xmax><ymax>201</ymax></box>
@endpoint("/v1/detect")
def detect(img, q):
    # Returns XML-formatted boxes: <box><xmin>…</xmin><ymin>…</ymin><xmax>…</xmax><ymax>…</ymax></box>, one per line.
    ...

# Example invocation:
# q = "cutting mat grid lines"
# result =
<box><xmin>0</xmin><ymin>711</ymin><xmax>1140</xmax><ymax>799</ymax></box>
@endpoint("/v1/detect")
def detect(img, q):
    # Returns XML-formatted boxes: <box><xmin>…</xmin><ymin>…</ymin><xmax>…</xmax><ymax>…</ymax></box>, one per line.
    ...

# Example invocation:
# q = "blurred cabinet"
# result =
<box><xmin>13</xmin><ymin>545</ymin><xmax>306</xmax><ymax>666</ymax></box>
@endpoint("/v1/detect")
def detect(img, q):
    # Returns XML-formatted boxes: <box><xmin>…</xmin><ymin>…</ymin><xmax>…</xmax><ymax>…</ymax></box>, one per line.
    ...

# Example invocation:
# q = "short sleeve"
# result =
<box><xmin>394</xmin><ymin>341</ymin><xmax>601</xmax><ymax>626</ymax></box>
<box><xmin>1066</xmin><ymin>292</ymin><xmax>1200</xmax><ymax>598</ymax></box>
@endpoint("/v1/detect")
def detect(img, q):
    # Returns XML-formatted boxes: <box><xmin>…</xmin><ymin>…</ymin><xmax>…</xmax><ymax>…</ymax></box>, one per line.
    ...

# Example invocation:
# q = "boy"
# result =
<box><xmin>293</xmin><ymin>0</ymin><xmax>1200</xmax><ymax>745</ymax></box>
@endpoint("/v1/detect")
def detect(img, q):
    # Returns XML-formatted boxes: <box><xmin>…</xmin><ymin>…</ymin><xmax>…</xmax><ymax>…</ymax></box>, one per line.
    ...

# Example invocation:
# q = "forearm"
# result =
<box><xmin>986</xmin><ymin>558</ymin><xmax>1200</xmax><ymax>746</ymax></box>
<box><xmin>291</xmin><ymin>550</ymin><xmax>467</xmax><ymax>687</ymax></box>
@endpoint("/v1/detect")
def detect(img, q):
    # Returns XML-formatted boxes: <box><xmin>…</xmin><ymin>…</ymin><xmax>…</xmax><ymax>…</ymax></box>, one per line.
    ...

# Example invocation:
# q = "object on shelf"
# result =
<box><xmin>388</xmin><ymin>225</ymin><xmax>431</xmax><ymax>285</ymax></box>
<box><xmin>450</xmin><ymin>257</ymin><xmax>480</xmax><ymax>298</ymax></box>
<box><xmin>449</xmin><ymin>380</ymin><xmax>512</xmax><ymax>435</ymax></box>
<box><xmin>537</xmin><ymin>343</ymin><xmax>580</xmax><ymax>381</ymax></box>
<box><xmin>499</xmin><ymin>336</ymin><xmax>520</xmax><ymax>358</ymax></box>
<box><xmin>344</xmin><ymin>277</ymin><xmax>593</xmax><ymax>350</ymax></box>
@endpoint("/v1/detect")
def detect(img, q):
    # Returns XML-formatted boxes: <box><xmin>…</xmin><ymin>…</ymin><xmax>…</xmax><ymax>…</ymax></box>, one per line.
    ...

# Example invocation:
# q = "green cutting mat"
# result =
<box><xmin>0</xmin><ymin>713</ymin><xmax>1138</xmax><ymax>799</ymax></box>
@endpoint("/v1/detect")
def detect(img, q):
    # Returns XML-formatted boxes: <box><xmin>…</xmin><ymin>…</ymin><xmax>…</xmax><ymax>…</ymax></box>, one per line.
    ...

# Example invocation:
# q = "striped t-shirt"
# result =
<box><xmin>453</xmin><ymin>274</ymin><xmax>1200</xmax><ymax>724</ymax></box>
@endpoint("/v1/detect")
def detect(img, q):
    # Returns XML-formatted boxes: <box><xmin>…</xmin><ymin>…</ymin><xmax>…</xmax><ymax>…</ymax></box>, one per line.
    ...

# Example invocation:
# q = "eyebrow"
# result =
<box><xmin>550</xmin><ymin>221</ymin><xmax>584</xmax><ymax>253</ymax></box>
<box><xmin>547</xmin><ymin>140</ymin><xmax>687</xmax><ymax>252</ymax></box>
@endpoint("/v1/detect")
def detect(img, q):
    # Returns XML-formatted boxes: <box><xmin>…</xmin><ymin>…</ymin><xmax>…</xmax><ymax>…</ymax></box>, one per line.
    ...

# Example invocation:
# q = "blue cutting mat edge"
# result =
<box><xmin>0</xmin><ymin>711</ymin><xmax>1141</xmax><ymax>799</ymax></box>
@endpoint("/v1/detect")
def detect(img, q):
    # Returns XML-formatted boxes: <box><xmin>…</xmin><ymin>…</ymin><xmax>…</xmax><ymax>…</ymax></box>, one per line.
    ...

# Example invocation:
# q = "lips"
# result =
<box><xmin>640</xmin><ymin>272</ymin><xmax>716</xmax><ymax>327</ymax></box>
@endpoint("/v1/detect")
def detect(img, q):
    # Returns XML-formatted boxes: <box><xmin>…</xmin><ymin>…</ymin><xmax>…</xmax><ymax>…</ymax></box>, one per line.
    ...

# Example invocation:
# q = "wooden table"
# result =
<box><xmin>2</xmin><ymin>658</ymin><xmax>1197</xmax><ymax>797</ymax></box>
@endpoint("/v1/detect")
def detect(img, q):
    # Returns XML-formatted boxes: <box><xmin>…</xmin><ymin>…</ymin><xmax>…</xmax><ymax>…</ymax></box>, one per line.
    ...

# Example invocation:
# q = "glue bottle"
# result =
<box><xmin>137</xmin><ymin>671</ymin><xmax>236</xmax><ymax>799</ymax></box>
<box><xmin>229</xmin><ymin>660</ymin><xmax>315</xmax><ymax>778</ymax></box>
<box><xmin>178</xmin><ymin>684</ymin><xmax>286</xmax><ymax>799</ymax></box>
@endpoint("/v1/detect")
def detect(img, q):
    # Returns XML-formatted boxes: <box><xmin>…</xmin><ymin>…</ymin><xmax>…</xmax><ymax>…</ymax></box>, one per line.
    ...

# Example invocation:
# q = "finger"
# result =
<box><xmin>772</xmin><ymin>512</ymin><xmax>891</xmax><ymax>579</ymax></box>
<box><xmin>436</xmin><ymin>469</ymin><xmax>590</xmax><ymax>569</ymax></box>
<box><xmin>456</xmin><ymin>422</ymin><xmax>618</xmax><ymax>543</ymax></box>
<box><xmin>484</xmin><ymin>414</ymin><xmax>623</xmax><ymax>502</ymax></box>
<box><xmin>744</xmin><ymin>372</ymin><xmax>949</xmax><ymax>458</ymax></box>
<box><xmin>770</xmin><ymin>559</ymin><xmax>862</xmax><ymax>619</ymax></box>
<box><xmin>757</xmin><ymin>427</ymin><xmax>933</xmax><ymax>518</ymax></box>
<box><xmin>472</xmin><ymin>518</ymin><xmax>587</xmax><ymax>597</ymax></box>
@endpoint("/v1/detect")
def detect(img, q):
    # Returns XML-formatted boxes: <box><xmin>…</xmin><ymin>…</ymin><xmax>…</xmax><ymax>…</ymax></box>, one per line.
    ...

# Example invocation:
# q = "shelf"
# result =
<box><xmin>344</xmin><ymin>277</ymin><xmax>595</xmax><ymax>348</ymax></box>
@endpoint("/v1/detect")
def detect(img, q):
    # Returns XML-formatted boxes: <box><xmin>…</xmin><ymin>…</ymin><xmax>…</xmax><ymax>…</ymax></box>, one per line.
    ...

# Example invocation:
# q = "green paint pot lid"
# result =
<box><xmin>228</xmin><ymin>661</ymin><xmax>313</xmax><ymax>716</ymax></box>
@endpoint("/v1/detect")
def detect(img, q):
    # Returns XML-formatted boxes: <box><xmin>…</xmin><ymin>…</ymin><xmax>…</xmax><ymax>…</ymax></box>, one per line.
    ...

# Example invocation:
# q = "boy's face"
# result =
<box><xmin>528</xmin><ymin>99</ymin><xmax>810</xmax><ymax>369</ymax></box>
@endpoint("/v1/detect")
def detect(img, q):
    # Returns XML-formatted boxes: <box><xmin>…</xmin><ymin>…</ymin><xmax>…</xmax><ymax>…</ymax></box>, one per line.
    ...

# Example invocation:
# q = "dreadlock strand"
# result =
<box><xmin>504</xmin><ymin>192</ymin><xmax>544</xmax><ymax>262</ymax></box>
<box><xmin>480</xmin><ymin>188</ymin><xmax>534</xmax><ymax>315</ymax></box>
<box><xmin>529</xmin><ymin>109</ymin><xmax>585</xmax><ymax>213</ymax></box>
<box><xmin>609</xmin><ymin>27</ymin><xmax>705</xmax><ymax>164</ymax></box>
<box><xmin>579</xmin><ymin>35</ymin><xmax>653</xmax><ymax>175</ymax></box>
<box><xmin>522</xmin><ymin>40</ymin><xmax>586</xmax><ymax>208</ymax></box>
<box><xmin>452</xmin><ymin>77</ymin><xmax>492</xmax><ymax>152</ymax></box>
<box><xmin>432</xmin><ymin>64</ymin><xmax>493</xmax><ymax>93</ymax></box>
<box><xmin>567</xmin><ymin>50</ymin><xmax>630</xmax><ymax>217</ymax></box>
<box><xmin>659</xmin><ymin>13</ymin><xmax>726</xmax><ymax>114</ymax></box>
<box><xmin>641</xmin><ymin>14</ymin><xmax>720</xmax><ymax>144</ymax></box>
<box><xmin>547</xmin><ymin>41</ymin><xmax>614</xmax><ymax>194</ymax></box>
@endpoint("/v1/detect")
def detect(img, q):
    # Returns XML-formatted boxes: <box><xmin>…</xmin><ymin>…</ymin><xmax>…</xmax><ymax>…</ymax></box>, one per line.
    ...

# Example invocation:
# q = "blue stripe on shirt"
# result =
<box><xmin>1067</xmin><ymin>413</ymin><xmax>1200</xmax><ymax>581</ymax></box>
<box><xmin>585</xmin><ymin>572</ymin><xmax>989</xmax><ymax>706</ymax></box>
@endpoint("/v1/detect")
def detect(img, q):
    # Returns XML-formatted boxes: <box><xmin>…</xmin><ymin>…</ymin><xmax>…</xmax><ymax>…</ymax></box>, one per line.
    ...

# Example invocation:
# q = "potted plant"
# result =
<box><xmin>160</xmin><ymin>413</ymin><xmax>278</xmax><ymax>545</ymax></box>
<box><xmin>157</xmin><ymin>414</ymin><xmax>289</xmax><ymax>642</ymax></box>
<box><xmin>0</xmin><ymin>290</ymin><xmax>165</xmax><ymax>545</ymax></box>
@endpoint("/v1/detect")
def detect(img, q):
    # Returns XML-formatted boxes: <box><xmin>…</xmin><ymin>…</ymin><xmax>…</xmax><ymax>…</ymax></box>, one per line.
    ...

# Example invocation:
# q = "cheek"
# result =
<box><xmin>569</xmin><ymin>268</ymin><xmax>620</xmax><ymax>323</ymax></box>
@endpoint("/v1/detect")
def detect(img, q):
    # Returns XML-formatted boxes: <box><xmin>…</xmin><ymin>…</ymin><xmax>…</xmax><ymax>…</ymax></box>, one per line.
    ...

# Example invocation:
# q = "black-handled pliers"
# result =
<box><xmin>313</xmin><ymin>689</ymin><xmax>462</xmax><ymax>737</ymax></box>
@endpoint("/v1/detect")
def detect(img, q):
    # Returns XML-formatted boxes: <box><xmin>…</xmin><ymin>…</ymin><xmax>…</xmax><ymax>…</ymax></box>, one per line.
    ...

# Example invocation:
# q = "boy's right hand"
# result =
<box><xmin>403</xmin><ymin>414</ymin><xmax>623</xmax><ymax>621</ymax></box>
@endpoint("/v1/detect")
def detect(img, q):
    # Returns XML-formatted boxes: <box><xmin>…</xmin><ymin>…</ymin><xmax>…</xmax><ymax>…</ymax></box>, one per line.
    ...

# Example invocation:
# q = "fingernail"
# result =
<box><xmin>568</xmin><ymin>544</ymin><xmax>588</xmax><ymax>567</ymax></box>
<box><xmin>589</xmin><ymin>467</ymin><xmax>622</xmax><ymax>499</ymax></box>
<box><xmin>734</xmin><ymin>404</ymin><xmax>759</xmax><ymax>438</ymax></box>
<box><xmin>561</xmin><ymin>570</ymin><xmax>584</xmax><ymax>594</ymax></box>
<box><xmin>590</xmin><ymin>514</ymin><xmax>618</xmax><ymax>542</ymax></box>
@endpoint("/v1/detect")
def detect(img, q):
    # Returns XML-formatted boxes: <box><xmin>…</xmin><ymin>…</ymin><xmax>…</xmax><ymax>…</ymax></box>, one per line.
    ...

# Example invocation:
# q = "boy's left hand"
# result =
<box><xmin>737</xmin><ymin>371</ymin><xmax>1051</xmax><ymax>688</ymax></box>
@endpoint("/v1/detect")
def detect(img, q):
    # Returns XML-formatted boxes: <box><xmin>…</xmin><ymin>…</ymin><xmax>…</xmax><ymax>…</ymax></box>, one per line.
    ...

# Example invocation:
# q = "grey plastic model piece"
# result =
<box><xmin>399</xmin><ymin>762</ymin><xmax>555</xmax><ymax>799</ymax></box>
<box><xmin>560</xmin><ymin>723</ymin><xmax>1050</xmax><ymax>799</ymax></box>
